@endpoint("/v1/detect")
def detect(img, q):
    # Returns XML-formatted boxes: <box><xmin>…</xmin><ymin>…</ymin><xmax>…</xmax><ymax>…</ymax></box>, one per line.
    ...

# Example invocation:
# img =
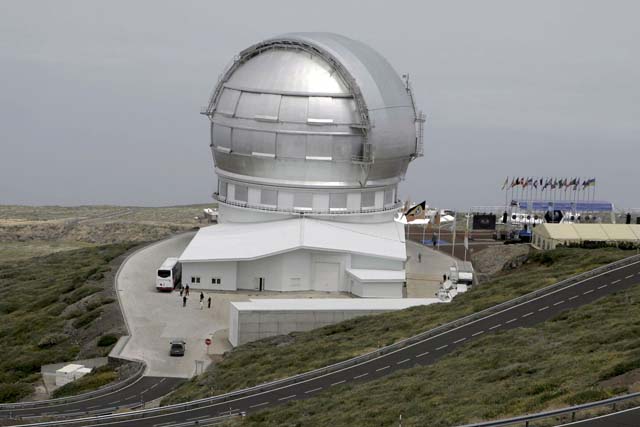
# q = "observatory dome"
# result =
<box><xmin>203</xmin><ymin>32</ymin><xmax>424</xmax><ymax>221</ymax></box>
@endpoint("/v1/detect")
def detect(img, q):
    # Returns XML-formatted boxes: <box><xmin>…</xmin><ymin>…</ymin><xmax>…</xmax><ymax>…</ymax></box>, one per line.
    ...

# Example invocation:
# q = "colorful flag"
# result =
<box><xmin>501</xmin><ymin>177</ymin><xmax>509</xmax><ymax>190</ymax></box>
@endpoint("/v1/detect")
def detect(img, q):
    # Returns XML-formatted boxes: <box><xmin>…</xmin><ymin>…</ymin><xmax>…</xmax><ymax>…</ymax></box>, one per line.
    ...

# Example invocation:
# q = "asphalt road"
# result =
<box><xmin>24</xmin><ymin>258</ymin><xmax>639</xmax><ymax>426</ymax></box>
<box><xmin>0</xmin><ymin>376</ymin><xmax>183</xmax><ymax>420</ymax></box>
<box><xmin>559</xmin><ymin>406</ymin><xmax>640</xmax><ymax>426</ymax></box>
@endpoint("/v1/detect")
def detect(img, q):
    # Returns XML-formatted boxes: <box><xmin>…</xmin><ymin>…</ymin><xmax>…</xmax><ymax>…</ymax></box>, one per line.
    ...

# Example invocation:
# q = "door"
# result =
<box><xmin>258</xmin><ymin>277</ymin><xmax>265</xmax><ymax>292</ymax></box>
<box><xmin>313</xmin><ymin>262</ymin><xmax>340</xmax><ymax>291</ymax></box>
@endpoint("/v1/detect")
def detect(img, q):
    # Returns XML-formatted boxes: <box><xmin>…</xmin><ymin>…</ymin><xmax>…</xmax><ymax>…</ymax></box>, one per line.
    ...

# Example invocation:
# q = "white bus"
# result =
<box><xmin>156</xmin><ymin>257</ymin><xmax>182</xmax><ymax>292</ymax></box>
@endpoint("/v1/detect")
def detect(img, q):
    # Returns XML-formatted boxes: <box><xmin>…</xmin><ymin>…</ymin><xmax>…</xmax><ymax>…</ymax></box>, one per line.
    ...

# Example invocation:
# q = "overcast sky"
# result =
<box><xmin>1</xmin><ymin>0</ymin><xmax>638</xmax><ymax>210</ymax></box>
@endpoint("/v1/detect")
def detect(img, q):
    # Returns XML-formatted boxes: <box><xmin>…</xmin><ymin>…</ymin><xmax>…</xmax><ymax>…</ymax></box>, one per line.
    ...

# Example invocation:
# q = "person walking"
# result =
<box><xmin>179</xmin><ymin>287</ymin><xmax>184</xmax><ymax>297</ymax></box>
<box><xmin>182</xmin><ymin>295</ymin><xmax>187</xmax><ymax>307</ymax></box>
<box><xmin>185</xmin><ymin>285</ymin><xmax>190</xmax><ymax>296</ymax></box>
<box><xmin>200</xmin><ymin>291</ymin><xmax>204</xmax><ymax>303</ymax></box>
<box><xmin>199</xmin><ymin>299</ymin><xmax>204</xmax><ymax>310</ymax></box>
<box><xmin>207</xmin><ymin>296</ymin><xmax>212</xmax><ymax>309</ymax></box>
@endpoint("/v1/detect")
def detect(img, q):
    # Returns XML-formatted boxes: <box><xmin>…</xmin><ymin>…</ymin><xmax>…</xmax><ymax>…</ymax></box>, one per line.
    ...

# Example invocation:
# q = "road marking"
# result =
<box><xmin>505</xmin><ymin>318</ymin><xmax>517</xmax><ymax>324</ymax></box>
<box><xmin>249</xmin><ymin>402</ymin><xmax>270</xmax><ymax>408</ymax></box>
<box><xmin>611</xmin><ymin>279</ymin><xmax>621</xmax><ymax>284</ymax></box>
<box><xmin>538</xmin><ymin>306</ymin><xmax>549</xmax><ymax>311</ymax></box>
<box><xmin>305</xmin><ymin>387</ymin><xmax>323</xmax><ymax>394</ymax></box>
<box><xmin>107</xmin><ymin>401</ymin><xmax>121</xmax><ymax>405</ymax></box>
<box><xmin>553</xmin><ymin>300</ymin><xmax>565</xmax><ymax>306</ymax></box>
<box><xmin>86</xmin><ymin>405</ymin><xmax>100</xmax><ymax>409</ymax></box>
<box><xmin>568</xmin><ymin>295</ymin><xmax>579</xmax><ymax>300</ymax></box>
<box><xmin>522</xmin><ymin>312</ymin><xmax>533</xmax><ymax>318</ymax></box>
<box><xmin>188</xmin><ymin>415</ymin><xmax>209</xmax><ymax>421</ymax></box>
<box><xmin>453</xmin><ymin>338</ymin><xmax>466</xmax><ymax>344</ymax></box>
<box><xmin>159</xmin><ymin>378</ymin><xmax>166</xmax><ymax>384</ymax></box>
<box><xmin>396</xmin><ymin>358</ymin><xmax>411</xmax><ymax>365</ymax></box>
<box><xmin>472</xmin><ymin>330</ymin><xmax>485</xmax><ymax>337</ymax></box>
<box><xmin>278</xmin><ymin>394</ymin><xmax>296</xmax><ymax>401</ymax></box>
<box><xmin>436</xmin><ymin>345</ymin><xmax>448</xmax><ymax>350</ymax></box>
<box><xmin>375</xmin><ymin>366</ymin><xmax>390</xmax><ymax>372</ymax></box>
<box><xmin>489</xmin><ymin>324</ymin><xmax>501</xmax><ymax>330</ymax></box>
<box><xmin>583</xmin><ymin>289</ymin><xmax>594</xmax><ymax>295</ymax></box>
<box><xmin>331</xmin><ymin>379</ymin><xmax>347</xmax><ymax>386</ymax></box>
<box><xmin>353</xmin><ymin>373</ymin><xmax>369</xmax><ymax>379</ymax></box>
<box><xmin>415</xmin><ymin>351</ymin><xmax>430</xmax><ymax>358</ymax></box>
<box><xmin>626</xmin><ymin>274</ymin><xmax>634</xmax><ymax>279</ymax></box>
<box><xmin>597</xmin><ymin>284</ymin><xmax>607</xmax><ymax>289</ymax></box>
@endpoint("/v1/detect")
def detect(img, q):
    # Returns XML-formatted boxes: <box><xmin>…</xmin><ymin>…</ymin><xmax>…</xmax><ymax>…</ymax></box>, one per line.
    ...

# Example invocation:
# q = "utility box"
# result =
<box><xmin>450</xmin><ymin>261</ymin><xmax>474</xmax><ymax>286</ymax></box>
<box><xmin>55</xmin><ymin>364</ymin><xmax>92</xmax><ymax>386</ymax></box>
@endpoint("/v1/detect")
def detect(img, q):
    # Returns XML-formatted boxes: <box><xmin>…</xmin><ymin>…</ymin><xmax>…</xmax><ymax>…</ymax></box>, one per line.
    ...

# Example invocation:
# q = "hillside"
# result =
<box><xmin>161</xmin><ymin>247</ymin><xmax>631</xmax><ymax>406</ymax></box>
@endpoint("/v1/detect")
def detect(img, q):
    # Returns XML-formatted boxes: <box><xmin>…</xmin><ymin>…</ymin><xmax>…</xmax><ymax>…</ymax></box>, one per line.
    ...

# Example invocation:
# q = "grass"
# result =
<box><xmin>235</xmin><ymin>271</ymin><xmax>640</xmax><ymax>427</ymax></box>
<box><xmin>161</xmin><ymin>247</ymin><xmax>631</xmax><ymax>405</ymax></box>
<box><xmin>0</xmin><ymin>244</ymin><xmax>135</xmax><ymax>402</ymax></box>
<box><xmin>51</xmin><ymin>365</ymin><xmax>119</xmax><ymax>399</ymax></box>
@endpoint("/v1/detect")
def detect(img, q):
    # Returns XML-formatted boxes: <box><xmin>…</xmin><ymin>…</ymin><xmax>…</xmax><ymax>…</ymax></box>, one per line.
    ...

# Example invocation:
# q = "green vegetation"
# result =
<box><xmin>162</xmin><ymin>247</ymin><xmax>630</xmax><ymax>405</ymax></box>
<box><xmin>0</xmin><ymin>244</ymin><xmax>135</xmax><ymax>402</ymax></box>
<box><xmin>238</xmin><ymin>281</ymin><xmax>640</xmax><ymax>426</ymax></box>
<box><xmin>97</xmin><ymin>334</ymin><xmax>119</xmax><ymax>347</ymax></box>
<box><xmin>51</xmin><ymin>365</ymin><xmax>119</xmax><ymax>398</ymax></box>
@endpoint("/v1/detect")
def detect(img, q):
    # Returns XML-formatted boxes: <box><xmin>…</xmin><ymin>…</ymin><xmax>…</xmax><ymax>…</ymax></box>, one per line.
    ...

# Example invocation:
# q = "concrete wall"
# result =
<box><xmin>230</xmin><ymin>306</ymin><xmax>399</xmax><ymax>346</ymax></box>
<box><xmin>237</xmin><ymin>254</ymin><xmax>284</xmax><ymax>291</ymax></box>
<box><xmin>350</xmin><ymin>279</ymin><xmax>404</xmax><ymax>298</ymax></box>
<box><xmin>182</xmin><ymin>261</ymin><xmax>237</xmax><ymax>291</ymax></box>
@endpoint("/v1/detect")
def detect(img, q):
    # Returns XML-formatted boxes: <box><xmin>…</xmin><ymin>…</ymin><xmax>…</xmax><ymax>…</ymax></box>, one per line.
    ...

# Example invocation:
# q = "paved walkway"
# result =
<box><xmin>405</xmin><ymin>240</ymin><xmax>458</xmax><ymax>298</ymax></box>
<box><xmin>116</xmin><ymin>232</ymin><xmax>350</xmax><ymax>378</ymax></box>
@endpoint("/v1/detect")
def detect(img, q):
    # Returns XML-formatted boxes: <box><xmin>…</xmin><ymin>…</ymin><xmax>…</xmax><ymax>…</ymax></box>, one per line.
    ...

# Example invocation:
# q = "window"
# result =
<box><xmin>293</xmin><ymin>192</ymin><xmax>313</xmax><ymax>209</ymax></box>
<box><xmin>234</xmin><ymin>185</ymin><xmax>248</xmax><ymax>202</ymax></box>
<box><xmin>260</xmin><ymin>189</ymin><xmax>277</xmax><ymax>206</ymax></box>
<box><xmin>157</xmin><ymin>270</ymin><xmax>171</xmax><ymax>278</ymax></box>
<box><xmin>330</xmin><ymin>193</ymin><xmax>347</xmax><ymax>210</ymax></box>
<box><xmin>361</xmin><ymin>191</ymin><xmax>376</xmax><ymax>208</ymax></box>
<box><xmin>191</xmin><ymin>276</ymin><xmax>200</xmax><ymax>284</ymax></box>
<box><xmin>211</xmin><ymin>277</ymin><xmax>221</xmax><ymax>285</ymax></box>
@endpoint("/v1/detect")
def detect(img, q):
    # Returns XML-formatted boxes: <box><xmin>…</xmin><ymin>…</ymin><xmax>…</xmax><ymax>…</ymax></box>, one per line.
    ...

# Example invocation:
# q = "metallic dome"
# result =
<box><xmin>203</xmin><ymin>32</ymin><xmax>424</xmax><ymax>191</ymax></box>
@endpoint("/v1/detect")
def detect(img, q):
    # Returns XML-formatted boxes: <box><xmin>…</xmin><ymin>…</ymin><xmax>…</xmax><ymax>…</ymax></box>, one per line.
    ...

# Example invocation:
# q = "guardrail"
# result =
<box><xmin>0</xmin><ymin>361</ymin><xmax>145</xmax><ymax>411</ymax></box>
<box><xmin>15</xmin><ymin>253</ymin><xmax>640</xmax><ymax>426</ymax></box>
<box><xmin>458</xmin><ymin>391</ymin><xmax>640</xmax><ymax>426</ymax></box>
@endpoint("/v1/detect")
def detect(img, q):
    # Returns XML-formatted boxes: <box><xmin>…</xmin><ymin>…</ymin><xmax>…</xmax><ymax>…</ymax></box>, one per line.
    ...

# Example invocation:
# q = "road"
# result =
<box><xmin>20</xmin><ymin>257</ymin><xmax>639</xmax><ymax>426</ymax></box>
<box><xmin>0</xmin><ymin>376</ymin><xmax>183</xmax><ymax>420</ymax></box>
<box><xmin>559</xmin><ymin>405</ymin><xmax>640</xmax><ymax>426</ymax></box>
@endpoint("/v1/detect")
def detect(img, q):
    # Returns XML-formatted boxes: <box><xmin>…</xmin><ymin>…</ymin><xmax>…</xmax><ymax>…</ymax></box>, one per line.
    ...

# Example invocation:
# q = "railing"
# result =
<box><xmin>458</xmin><ymin>391</ymin><xmax>640</xmax><ymax>426</ymax></box>
<box><xmin>14</xmin><ymin>254</ymin><xmax>640</xmax><ymax>426</ymax></box>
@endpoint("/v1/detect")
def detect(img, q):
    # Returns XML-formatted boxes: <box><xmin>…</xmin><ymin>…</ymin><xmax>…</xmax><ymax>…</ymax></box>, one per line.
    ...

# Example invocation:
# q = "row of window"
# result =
<box><xmin>218</xmin><ymin>181</ymin><xmax>395</xmax><ymax>210</ymax></box>
<box><xmin>216</xmin><ymin>89</ymin><xmax>359</xmax><ymax>125</ymax></box>
<box><xmin>190</xmin><ymin>276</ymin><xmax>222</xmax><ymax>285</ymax></box>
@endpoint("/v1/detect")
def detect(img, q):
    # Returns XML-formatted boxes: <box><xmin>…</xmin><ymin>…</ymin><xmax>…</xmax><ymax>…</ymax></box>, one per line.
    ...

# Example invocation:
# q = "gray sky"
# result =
<box><xmin>1</xmin><ymin>0</ymin><xmax>638</xmax><ymax>209</ymax></box>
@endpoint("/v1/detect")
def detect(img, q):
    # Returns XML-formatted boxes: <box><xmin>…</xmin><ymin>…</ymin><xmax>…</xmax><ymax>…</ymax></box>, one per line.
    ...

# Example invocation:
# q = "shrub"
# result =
<box><xmin>97</xmin><ymin>334</ymin><xmax>119</xmax><ymax>347</ymax></box>
<box><xmin>72</xmin><ymin>309</ymin><xmax>102</xmax><ymax>329</ymax></box>
<box><xmin>37</xmin><ymin>333</ymin><xmax>69</xmax><ymax>349</ymax></box>
<box><xmin>0</xmin><ymin>383</ymin><xmax>32</xmax><ymax>402</ymax></box>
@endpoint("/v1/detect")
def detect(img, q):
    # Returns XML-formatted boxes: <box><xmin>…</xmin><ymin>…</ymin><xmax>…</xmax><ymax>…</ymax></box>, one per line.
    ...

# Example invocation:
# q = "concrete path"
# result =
<box><xmin>405</xmin><ymin>240</ymin><xmax>458</xmax><ymax>298</ymax></box>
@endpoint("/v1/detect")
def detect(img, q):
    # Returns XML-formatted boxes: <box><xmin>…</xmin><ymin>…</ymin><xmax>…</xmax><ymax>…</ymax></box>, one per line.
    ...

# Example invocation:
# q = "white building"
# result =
<box><xmin>180</xmin><ymin>32</ymin><xmax>424</xmax><ymax>300</ymax></box>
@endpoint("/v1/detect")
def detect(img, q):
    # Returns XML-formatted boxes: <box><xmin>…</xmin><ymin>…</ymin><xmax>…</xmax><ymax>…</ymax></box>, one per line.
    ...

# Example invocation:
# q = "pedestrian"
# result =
<box><xmin>432</xmin><ymin>233</ymin><xmax>437</xmax><ymax>248</ymax></box>
<box><xmin>185</xmin><ymin>285</ymin><xmax>190</xmax><ymax>296</ymax></box>
<box><xmin>417</xmin><ymin>252</ymin><xmax>422</xmax><ymax>263</ymax></box>
<box><xmin>207</xmin><ymin>296</ymin><xmax>211</xmax><ymax>309</ymax></box>
<box><xmin>182</xmin><ymin>295</ymin><xmax>187</xmax><ymax>307</ymax></box>
<box><xmin>443</xmin><ymin>273</ymin><xmax>447</xmax><ymax>283</ymax></box>
<box><xmin>179</xmin><ymin>287</ymin><xmax>184</xmax><ymax>297</ymax></box>
<box><xmin>199</xmin><ymin>299</ymin><xmax>204</xmax><ymax>310</ymax></box>
<box><xmin>200</xmin><ymin>291</ymin><xmax>204</xmax><ymax>302</ymax></box>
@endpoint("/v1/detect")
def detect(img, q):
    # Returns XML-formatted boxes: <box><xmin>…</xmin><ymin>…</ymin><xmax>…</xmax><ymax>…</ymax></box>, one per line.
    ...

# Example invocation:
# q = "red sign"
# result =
<box><xmin>205</xmin><ymin>338</ymin><xmax>212</xmax><ymax>346</ymax></box>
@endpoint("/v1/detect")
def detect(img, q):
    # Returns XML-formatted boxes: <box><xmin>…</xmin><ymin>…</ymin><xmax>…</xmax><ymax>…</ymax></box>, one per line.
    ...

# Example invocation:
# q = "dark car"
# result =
<box><xmin>170</xmin><ymin>339</ymin><xmax>186</xmax><ymax>357</ymax></box>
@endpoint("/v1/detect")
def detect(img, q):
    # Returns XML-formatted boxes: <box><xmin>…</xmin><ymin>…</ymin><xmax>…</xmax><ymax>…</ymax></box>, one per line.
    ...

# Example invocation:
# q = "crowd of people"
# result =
<box><xmin>178</xmin><ymin>284</ymin><xmax>213</xmax><ymax>310</ymax></box>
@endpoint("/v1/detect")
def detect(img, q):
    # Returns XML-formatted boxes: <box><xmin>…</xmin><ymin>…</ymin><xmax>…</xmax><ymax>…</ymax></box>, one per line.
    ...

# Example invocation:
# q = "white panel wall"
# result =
<box><xmin>311</xmin><ymin>252</ymin><xmax>350</xmax><ymax>292</ymax></box>
<box><xmin>278</xmin><ymin>191</ymin><xmax>294</xmax><ymax>209</ymax></box>
<box><xmin>247</xmin><ymin>187</ymin><xmax>261</xmax><ymax>205</ymax></box>
<box><xmin>231</xmin><ymin>307</ymin><xmax>404</xmax><ymax>346</ymax></box>
<box><xmin>346</xmin><ymin>193</ymin><xmax>361</xmax><ymax>211</ymax></box>
<box><xmin>237</xmin><ymin>255</ymin><xmax>284</xmax><ymax>291</ymax></box>
<box><xmin>351</xmin><ymin>255</ymin><xmax>404</xmax><ymax>270</ymax></box>
<box><xmin>227</xmin><ymin>183</ymin><xmax>236</xmax><ymax>201</ymax></box>
<box><xmin>281</xmin><ymin>250</ymin><xmax>312</xmax><ymax>291</ymax></box>
<box><xmin>374</xmin><ymin>191</ymin><xmax>384</xmax><ymax>209</ymax></box>
<box><xmin>312</xmin><ymin>194</ymin><xmax>329</xmax><ymax>212</ymax></box>
<box><xmin>350</xmin><ymin>279</ymin><xmax>404</xmax><ymax>298</ymax></box>
<box><xmin>181</xmin><ymin>261</ymin><xmax>237</xmax><ymax>291</ymax></box>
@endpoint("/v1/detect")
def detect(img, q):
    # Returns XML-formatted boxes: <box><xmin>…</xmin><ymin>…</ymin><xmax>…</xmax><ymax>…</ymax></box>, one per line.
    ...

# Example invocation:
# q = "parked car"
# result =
<box><xmin>170</xmin><ymin>339</ymin><xmax>186</xmax><ymax>357</ymax></box>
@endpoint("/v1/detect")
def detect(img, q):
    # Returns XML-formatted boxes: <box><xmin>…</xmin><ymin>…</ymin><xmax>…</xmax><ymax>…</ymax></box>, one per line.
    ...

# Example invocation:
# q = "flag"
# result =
<box><xmin>501</xmin><ymin>177</ymin><xmax>509</xmax><ymax>190</ymax></box>
<box><xmin>405</xmin><ymin>201</ymin><xmax>426</xmax><ymax>222</ymax></box>
<box><xmin>433</xmin><ymin>210</ymin><xmax>441</xmax><ymax>226</ymax></box>
<box><xmin>589</xmin><ymin>178</ymin><xmax>596</xmax><ymax>187</ymax></box>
